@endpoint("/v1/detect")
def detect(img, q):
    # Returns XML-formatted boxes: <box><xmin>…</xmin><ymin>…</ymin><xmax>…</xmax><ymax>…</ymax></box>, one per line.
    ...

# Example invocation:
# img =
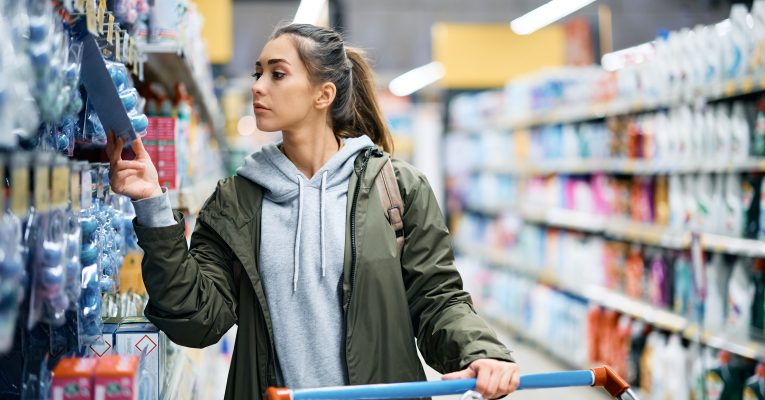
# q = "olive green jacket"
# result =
<box><xmin>134</xmin><ymin>150</ymin><xmax>514</xmax><ymax>400</ymax></box>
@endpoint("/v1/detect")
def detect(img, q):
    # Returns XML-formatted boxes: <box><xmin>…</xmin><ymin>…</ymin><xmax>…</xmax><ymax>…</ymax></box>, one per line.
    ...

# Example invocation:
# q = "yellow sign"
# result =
<box><xmin>432</xmin><ymin>23</ymin><xmax>566</xmax><ymax>88</ymax></box>
<box><xmin>107</xmin><ymin>14</ymin><xmax>115</xmax><ymax>44</ymax></box>
<box><xmin>51</xmin><ymin>165</ymin><xmax>70</xmax><ymax>208</ymax></box>
<box><xmin>194</xmin><ymin>0</ymin><xmax>232</xmax><ymax>64</ymax></box>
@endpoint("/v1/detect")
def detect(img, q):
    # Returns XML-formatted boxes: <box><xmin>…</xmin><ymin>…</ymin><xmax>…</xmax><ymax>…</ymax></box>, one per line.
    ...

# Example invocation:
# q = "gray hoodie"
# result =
<box><xmin>236</xmin><ymin>135</ymin><xmax>375</xmax><ymax>389</ymax></box>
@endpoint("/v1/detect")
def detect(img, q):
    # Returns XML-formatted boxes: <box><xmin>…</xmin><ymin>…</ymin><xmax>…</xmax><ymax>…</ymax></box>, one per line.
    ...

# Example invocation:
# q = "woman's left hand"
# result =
<box><xmin>441</xmin><ymin>359</ymin><xmax>520</xmax><ymax>399</ymax></box>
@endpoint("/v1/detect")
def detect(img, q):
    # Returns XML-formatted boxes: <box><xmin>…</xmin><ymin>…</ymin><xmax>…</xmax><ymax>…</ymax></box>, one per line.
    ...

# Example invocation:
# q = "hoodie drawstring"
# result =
<box><xmin>320</xmin><ymin>171</ymin><xmax>327</xmax><ymax>277</ymax></box>
<box><xmin>294</xmin><ymin>175</ymin><xmax>304</xmax><ymax>292</ymax></box>
<box><xmin>293</xmin><ymin>171</ymin><xmax>329</xmax><ymax>290</ymax></box>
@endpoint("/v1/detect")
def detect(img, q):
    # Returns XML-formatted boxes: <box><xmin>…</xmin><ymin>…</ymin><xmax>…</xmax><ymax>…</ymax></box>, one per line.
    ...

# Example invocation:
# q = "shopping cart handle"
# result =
<box><xmin>266</xmin><ymin>366</ymin><xmax>635</xmax><ymax>400</ymax></box>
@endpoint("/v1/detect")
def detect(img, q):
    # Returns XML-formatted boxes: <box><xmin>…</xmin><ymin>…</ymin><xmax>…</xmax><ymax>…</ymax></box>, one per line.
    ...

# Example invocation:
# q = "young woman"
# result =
<box><xmin>107</xmin><ymin>24</ymin><xmax>520</xmax><ymax>400</ymax></box>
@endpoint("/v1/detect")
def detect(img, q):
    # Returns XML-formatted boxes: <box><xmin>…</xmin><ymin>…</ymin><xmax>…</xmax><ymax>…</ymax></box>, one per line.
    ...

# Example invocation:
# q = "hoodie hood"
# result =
<box><xmin>237</xmin><ymin>135</ymin><xmax>375</xmax><ymax>203</ymax></box>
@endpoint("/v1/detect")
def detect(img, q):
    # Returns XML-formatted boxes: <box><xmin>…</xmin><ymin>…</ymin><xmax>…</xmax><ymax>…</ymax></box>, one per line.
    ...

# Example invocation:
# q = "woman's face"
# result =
<box><xmin>251</xmin><ymin>36</ymin><xmax>318</xmax><ymax>133</ymax></box>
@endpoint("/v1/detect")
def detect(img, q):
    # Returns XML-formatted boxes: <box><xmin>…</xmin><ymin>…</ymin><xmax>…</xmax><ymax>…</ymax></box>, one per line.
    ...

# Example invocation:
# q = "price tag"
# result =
<box><xmin>10</xmin><ymin>166</ymin><xmax>29</xmax><ymax>218</ymax></box>
<box><xmin>86</xmin><ymin>0</ymin><xmax>98</xmax><ymax>35</ymax></box>
<box><xmin>129</xmin><ymin>38</ymin><xmax>135</xmax><ymax>65</ymax></box>
<box><xmin>742</xmin><ymin>77</ymin><xmax>754</xmax><ymax>94</ymax></box>
<box><xmin>133</xmin><ymin>50</ymin><xmax>139</xmax><ymax>75</ymax></box>
<box><xmin>34</xmin><ymin>164</ymin><xmax>51</xmax><ymax>213</ymax></box>
<box><xmin>114</xmin><ymin>31</ymin><xmax>121</xmax><ymax>62</ymax></box>
<box><xmin>52</xmin><ymin>164</ymin><xmax>70</xmax><ymax>209</ymax></box>
<box><xmin>123</xmin><ymin>33</ymin><xmax>130</xmax><ymax>62</ymax></box>
<box><xmin>97</xmin><ymin>0</ymin><xmax>106</xmax><ymax>35</ymax></box>
<box><xmin>81</xmin><ymin>166</ymin><xmax>93</xmax><ymax>210</ymax></box>
<box><xmin>107</xmin><ymin>14</ymin><xmax>115</xmax><ymax>44</ymax></box>
<box><xmin>71</xmin><ymin>168</ymin><xmax>81</xmax><ymax>213</ymax></box>
<box><xmin>724</xmin><ymin>81</ymin><xmax>736</xmax><ymax>97</ymax></box>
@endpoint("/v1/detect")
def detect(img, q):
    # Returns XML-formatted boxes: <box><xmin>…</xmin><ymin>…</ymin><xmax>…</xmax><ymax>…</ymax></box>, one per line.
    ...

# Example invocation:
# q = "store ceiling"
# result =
<box><xmin>224</xmin><ymin>0</ymin><xmax>732</xmax><ymax>81</ymax></box>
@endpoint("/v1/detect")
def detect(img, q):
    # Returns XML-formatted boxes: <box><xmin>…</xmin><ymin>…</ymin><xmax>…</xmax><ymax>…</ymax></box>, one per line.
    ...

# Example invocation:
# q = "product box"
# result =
<box><xmin>86</xmin><ymin>323</ymin><xmax>118</xmax><ymax>359</ymax></box>
<box><xmin>146</xmin><ymin>117</ymin><xmax>176</xmax><ymax>141</ymax></box>
<box><xmin>113</xmin><ymin>322</ymin><xmax>163</xmax><ymax>400</ymax></box>
<box><xmin>51</xmin><ymin>357</ymin><xmax>98</xmax><ymax>400</ymax></box>
<box><xmin>94</xmin><ymin>355</ymin><xmax>140</xmax><ymax>400</ymax></box>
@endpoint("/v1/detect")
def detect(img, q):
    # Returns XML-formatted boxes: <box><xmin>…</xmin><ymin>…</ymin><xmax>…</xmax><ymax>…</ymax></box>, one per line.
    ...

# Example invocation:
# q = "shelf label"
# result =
<box><xmin>114</xmin><ymin>31</ymin><xmax>121</xmax><ymax>62</ymax></box>
<box><xmin>123</xmin><ymin>33</ymin><xmax>130</xmax><ymax>62</ymax></box>
<box><xmin>724</xmin><ymin>81</ymin><xmax>736</xmax><ymax>97</ymax></box>
<box><xmin>51</xmin><ymin>165</ymin><xmax>70</xmax><ymax>209</ymax></box>
<box><xmin>742</xmin><ymin>77</ymin><xmax>754</xmax><ymax>94</ymax></box>
<box><xmin>70</xmin><ymin>168</ymin><xmax>81</xmax><ymax>213</ymax></box>
<box><xmin>97</xmin><ymin>0</ymin><xmax>106</xmax><ymax>35</ymax></box>
<box><xmin>86</xmin><ymin>0</ymin><xmax>98</xmax><ymax>35</ymax></box>
<box><xmin>107</xmin><ymin>14</ymin><xmax>115</xmax><ymax>44</ymax></box>
<box><xmin>10</xmin><ymin>166</ymin><xmax>29</xmax><ymax>218</ymax></box>
<box><xmin>34</xmin><ymin>164</ymin><xmax>50</xmax><ymax>213</ymax></box>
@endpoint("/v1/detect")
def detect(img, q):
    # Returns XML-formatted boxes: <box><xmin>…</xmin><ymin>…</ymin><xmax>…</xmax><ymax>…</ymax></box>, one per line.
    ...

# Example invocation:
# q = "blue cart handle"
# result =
<box><xmin>267</xmin><ymin>366</ymin><xmax>635</xmax><ymax>400</ymax></box>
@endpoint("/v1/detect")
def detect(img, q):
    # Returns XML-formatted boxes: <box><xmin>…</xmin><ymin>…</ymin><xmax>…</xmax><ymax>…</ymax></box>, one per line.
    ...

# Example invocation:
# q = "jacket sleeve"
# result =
<box><xmin>399</xmin><ymin>171</ymin><xmax>515</xmax><ymax>373</ymax></box>
<box><xmin>134</xmin><ymin>200</ymin><xmax>238</xmax><ymax>349</ymax></box>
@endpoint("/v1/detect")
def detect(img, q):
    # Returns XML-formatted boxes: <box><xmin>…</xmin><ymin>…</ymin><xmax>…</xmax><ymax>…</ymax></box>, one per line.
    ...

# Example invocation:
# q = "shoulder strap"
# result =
<box><xmin>375</xmin><ymin>158</ymin><xmax>405</xmax><ymax>252</ymax></box>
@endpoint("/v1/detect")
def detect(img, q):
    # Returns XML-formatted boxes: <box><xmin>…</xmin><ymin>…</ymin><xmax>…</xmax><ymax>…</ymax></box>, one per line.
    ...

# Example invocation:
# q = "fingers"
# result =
<box><xmin>442</xmin><ymin>368</ymin><xmax>475</xmax><ymax>380</ymax></box>
<box><xmin>509</xmin><ymin>369</ymin><xmax>520</xmax><ymax>393</ymax></box>
<box><xmin>475</xmin><ymin>365</ymin><xmax>494</xmax><ymax>399</ymax></box>
<box><xmin>107</xmin><ymin>132</ymin><xmax>125</xmax><ymax>164</ymax></box>
<box><xmin>130</xmin><ymin>136</ymin><xmax>148</xmax><ymax>159</ymax></box>
<box><xmin>114</xmin><ymin>160</ymin><xmax>146</xmax><ymax>171</ymax></box>
<box><xmin>496</xmin><ymin>367</ymin><xmax>513</xmax><ymax>396</ymax></box>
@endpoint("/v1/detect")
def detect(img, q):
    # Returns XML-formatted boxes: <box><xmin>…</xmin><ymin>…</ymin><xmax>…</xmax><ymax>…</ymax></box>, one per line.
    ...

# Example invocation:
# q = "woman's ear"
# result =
<box><xmin>315</xmin><ymin>82</ymin><xmax>337</xmax><ymax>110</ymax></box>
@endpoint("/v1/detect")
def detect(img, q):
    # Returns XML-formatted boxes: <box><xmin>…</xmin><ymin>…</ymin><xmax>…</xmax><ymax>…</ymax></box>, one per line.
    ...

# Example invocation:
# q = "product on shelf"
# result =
<box><xmin>51</xmin><ymin>357</ymin><xmax>98</xmax><ymax>400</ymax></box>
<box><xmin>744</xmin><ymin>363</ymin><xmax>765</xmax><ymax>400</ymax></box>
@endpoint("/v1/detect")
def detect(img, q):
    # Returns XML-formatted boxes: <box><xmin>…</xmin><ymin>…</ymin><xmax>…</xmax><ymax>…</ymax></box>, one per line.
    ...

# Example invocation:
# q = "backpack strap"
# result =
<box><xmin>374</xmin><ymin>158</ymin><xmax>405</xmax><ymax>253</ymax></box>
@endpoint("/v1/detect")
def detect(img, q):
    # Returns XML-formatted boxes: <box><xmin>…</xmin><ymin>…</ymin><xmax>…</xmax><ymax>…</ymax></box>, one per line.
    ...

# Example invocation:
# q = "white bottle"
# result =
<box><xmin>731</xmin><ymin>102</ymin><xmax>752</xmax><ymax>161</ymax></box>
<box><xmin>684</xmin><ymin>174</ymin><xmax>700</xmax><ymax>230</ymax></box>
<box><xmin>704</xmin><ymin>253</ymin><xmax>730</xmax><ymax>332</ymax></box>
<box><xmin>691</xmin><ymin>109</ymin><xmax>705</xmax><ymax>163</ymax></box>
<box><xmin>696</xmin><ymin>174</ymin><xmax>714</xmax><ymax>232</ymax></box>
<box><xmin>704</xmin><ymin>107</ymin><xmax>718</xmax><ymax>160</ymax></box>
<box><xmin>751</xmin><ymin>1</ymin><xmax>765</xmax><ymax>74</ymax></box>
<box><xmin>710</xmin><ymin>174</ymin><xmax>726</xmax><ymax>234</ymax></box>
<box><xmin>725</xmin><ymin>5</ymin><xmax>753</xmax><ymax>79</ymax></box>
<box><xmin>724</xmin><ymin>172</ymin><xmax>744</xmax><ymax>236</ymax></box>
<box><xmin>727</xmin><ymin>257</ymin><xmax>755</xmax><ymax>340</ymax></box>
<box><xmin>716</xmin><ymin>104</ymin><xmax>732</xmax><ymax>163</ymax></box>
<box><xmin>663</xmin><ymin>334</ymin><xmax>690</xmax><ymax>400</ymax></box>
<box><xmin>669</xmin><ymin>174</ymin><xmax>685</xmax><ymax>230</ymax></box>
<box><xmin>655</xmin><ymin>112</ymin><xmax>670</xmax><ymax>163</ymax></box>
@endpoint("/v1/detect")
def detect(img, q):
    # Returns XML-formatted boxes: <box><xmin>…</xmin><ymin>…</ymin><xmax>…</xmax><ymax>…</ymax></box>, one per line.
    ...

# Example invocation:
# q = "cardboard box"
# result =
<box><xmin>86</xmin><ymin>324</ymin><xmax>117</xmax><ymax>359</ymax></box>
<box><xmin>146</xmin><ymin>117</ymin><xmax>176</xmax><ymax>141</ymax></box>
<box><xmin>113</xmin><ymin>323</ymin><xmax>163</xmax><ymax>400</ymax></box>
<box><xmin>51</xmin><ymin>357</ymin><xmax>98</xmax><ymax>400</ymax></box>
<box><xmin>94</xmin><ymin>355</ymin><xmax>139</xmax><ymax>400</ymax></box>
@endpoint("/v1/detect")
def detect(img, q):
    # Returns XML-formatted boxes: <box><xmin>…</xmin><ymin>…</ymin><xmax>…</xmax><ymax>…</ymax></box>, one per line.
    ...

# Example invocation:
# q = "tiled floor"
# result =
<box><xmin>421</xmin><ymin>325</ymin><xmax>609</xmax><ymax>400</ymax></box>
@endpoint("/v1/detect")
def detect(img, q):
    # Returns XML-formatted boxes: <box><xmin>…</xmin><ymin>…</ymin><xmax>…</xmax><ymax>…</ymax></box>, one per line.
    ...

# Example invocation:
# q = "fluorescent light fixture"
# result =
<box><xmin>601</xmin><ymin>42</ymin><xmax>654</xmax><ymax>72</ymax></box>
<box><xmin>388</xmin><ymin>62</ymin><xmax>446</xmax><ymax>97</ymax></box>
<box><xmin>293</xmin><ymin>0</ymin><xmax>327</xmax><ymax>25</ymax></box>
<box><xmin>511</xmin><ymin>0</ymin><xmax>597</xmax><ymax>35</ymax></box>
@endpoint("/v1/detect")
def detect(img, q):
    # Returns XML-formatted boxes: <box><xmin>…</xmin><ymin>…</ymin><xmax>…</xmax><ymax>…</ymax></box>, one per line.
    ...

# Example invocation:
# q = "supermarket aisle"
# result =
<box><xmin>421</xmin><ymin>325</ymin><xmax>607</xmax><ymax>400</ymax></box>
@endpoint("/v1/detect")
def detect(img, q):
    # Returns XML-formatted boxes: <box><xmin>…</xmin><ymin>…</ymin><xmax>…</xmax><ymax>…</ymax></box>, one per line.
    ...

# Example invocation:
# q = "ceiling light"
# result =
<box><xmin>388</xmin><ymin>62</ymin><xmax>446</xmax><ymax>97</ymax></box>
<box><xmin>293</xmin><ymin>0</ymin><xmax>327</xmax><ymax>25</ymax></box>
<box><xmin>511</xmin><ymin>0</ymin><xmax>597</xmax><ymax>35</ymax></box>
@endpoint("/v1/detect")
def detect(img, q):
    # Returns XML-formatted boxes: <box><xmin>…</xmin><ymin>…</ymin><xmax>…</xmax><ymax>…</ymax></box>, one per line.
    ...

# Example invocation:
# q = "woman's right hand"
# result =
<box><xmin>106</xmin><ymin>132</ymin><xmax>163</xmax><ymax>200</ymax></box>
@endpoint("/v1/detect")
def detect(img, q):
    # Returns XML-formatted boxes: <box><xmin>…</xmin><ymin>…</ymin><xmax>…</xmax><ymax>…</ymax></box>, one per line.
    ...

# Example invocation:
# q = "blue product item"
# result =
<box><xmin>120</xmin><ymin>89</ymin><xmax>138</xmax><ymax>111</ymax></box>
<box><xmin>107</xmin><ymin>62</ymin><xmax>128</xmax><ymax>92</ymax></box>
<box><xmin>130</xmin><ymin>112</ymin><xmax>149</xmax><ymax>136</ymax></box>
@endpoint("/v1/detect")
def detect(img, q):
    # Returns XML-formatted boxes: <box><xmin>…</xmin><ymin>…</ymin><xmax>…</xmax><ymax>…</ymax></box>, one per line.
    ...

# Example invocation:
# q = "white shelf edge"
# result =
<box><xmin>471</xmin><ymin>158</ymin><xmax>765</xmax><ymax>176</ymax></box>
<box><xmin>455</xmin><ymin>241</ymin><xmax>765</xmax><ymax>360</ymax></box>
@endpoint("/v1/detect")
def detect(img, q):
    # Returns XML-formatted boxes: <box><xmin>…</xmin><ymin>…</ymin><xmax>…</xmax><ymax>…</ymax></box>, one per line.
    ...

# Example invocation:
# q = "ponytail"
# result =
<box><xmin>271</xmin><ymin>24</ymin><xmax>394</xmax><ymax>154</ymax></box>
<box><xmin>339</xmin><ymin>47</ymin><xmax>393</xmax><ymax>153</ymax></box>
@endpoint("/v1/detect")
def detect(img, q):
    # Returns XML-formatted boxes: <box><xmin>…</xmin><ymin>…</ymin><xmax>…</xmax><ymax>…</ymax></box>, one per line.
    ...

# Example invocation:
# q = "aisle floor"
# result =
<box><xmin>421</xmin><ymin>324</ymin><xmax>609</xmax><ymax>400</ymax></box>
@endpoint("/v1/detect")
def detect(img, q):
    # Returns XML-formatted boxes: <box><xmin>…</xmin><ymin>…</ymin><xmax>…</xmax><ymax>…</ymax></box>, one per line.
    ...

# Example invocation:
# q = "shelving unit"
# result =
<box><xmin>455</xmin><ymin>242</ymin><xmax>765</xmax><ymax>360</ymax></box>
<box><xmin>464</xmin><ymin>202</ymin><xmax>765</xmax><ymax>256</ymax></box>
<box><xmin>462</xmin><ymin>73</ymin><xmax>765</xmax><ymax>133</ymax></box>
<box><xmin>473</xmin><ymin>158</ymin><xmax>765</xmax><ymax>177</ymax></box>
<box><xmin>140</xmin><ymin>43</ymin><xmax>227</xmax><ymax>147</ymax></box>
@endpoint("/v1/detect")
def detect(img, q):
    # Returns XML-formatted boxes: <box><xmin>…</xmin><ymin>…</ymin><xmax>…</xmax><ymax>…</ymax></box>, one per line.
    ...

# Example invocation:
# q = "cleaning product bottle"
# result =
<box><xmin>752</xmin><ymin>259</ymin><xmax>765</xmax><ymax>339</ymax></box>
<box><xmin>674</xmin><ymin>252</ymin><xmax>694</xmax><ymax>317</ymax></box>
<box><xmin>669</xmin><ymin>174</ymin><xmax>685</xmax><ymax>230</ymax></box>
<box><xmin>754</xmin><ymin>97</ymin><xmax>765</xmax><ymax>157</ymax></box>
<box><xmin>744</xmin><ymin>363</ymin><xmax>765</xmax><ymax>400</ymax></box>
<box><xmin>697</xmin><ymin>173</ymin><xmax>714</xmax><ymax>233</ymax></box>
<box><xmin>752</xmin><ymin>1</ymin><xmax>765</xmax><ymax>74</ymax></box>
<box><xmin>704</xmin><ymin>253</ymin><xmax>730</xmax><ymax>333</ymax></box>
<box><xmin>627</xmin><ymin>320</ymin><xmax>647</xmax><ymax>386</ymax></box>
<box><xmin>625</xmin><ymin>245</ymin><xmax>645</xmax><ymax>300</ymax></box>
<box><xmin>727</xmin><ymin>257</ymin><xmax>755</xmax><ymax>341</ymax></box>
<box><xmin>717</xmin><ymin>104</ymin><xmax>732</xmax><ymax>163</ymax></box>
<box><xmin>743</xmin><ymin>173</ymin><xmax>763</xmax><ymax>239</ymax></box>
<box><xmin>655</xmin><ymin>175</ymin><xmax>670</xmax><ymax>226</ymax></box>
<box><xmin>732</xmin><ymin>102</ymin><xmax>752</xmax><ymax>161</ymax></box>
<box><xmin>649</xmin><ymin>250</ymin><xmax>669</xmax><ymax>308</ymax></box>
<box><xmin>706</xmin><ymin>350</ymin><xmax>748</xmax><ymax>400</ymax></box>
<box><xmin>664</xmin><ymin>334</ymin><xmax>690</xmax><ymax>400</ymax></box>
<box><xmin>724</xmin><ymin>173</ymin><xmax>744</xmax><ymax>237</ymax></box>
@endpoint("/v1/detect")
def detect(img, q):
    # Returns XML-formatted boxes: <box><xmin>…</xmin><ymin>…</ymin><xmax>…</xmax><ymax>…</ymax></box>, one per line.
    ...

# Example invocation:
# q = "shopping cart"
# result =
<box><xmin>266</xmin><ymin>365</ymin><xmax>639</xmax><ymax>400</ymax></box>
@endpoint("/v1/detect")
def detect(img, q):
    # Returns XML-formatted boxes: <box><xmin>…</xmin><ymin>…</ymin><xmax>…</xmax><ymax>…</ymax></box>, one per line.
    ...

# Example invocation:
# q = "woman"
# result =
<box><xmin>107</xmin><ymin>24</ymin><xmax>519</xmax><ymax>400</ymax></box>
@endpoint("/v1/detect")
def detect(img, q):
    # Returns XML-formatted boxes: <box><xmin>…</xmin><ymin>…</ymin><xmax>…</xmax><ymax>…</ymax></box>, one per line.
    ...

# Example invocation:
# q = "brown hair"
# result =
<box><xmin>271</xmin><ymin>24</ymin><xmax>394</xmax><ymax>153</ymax></box>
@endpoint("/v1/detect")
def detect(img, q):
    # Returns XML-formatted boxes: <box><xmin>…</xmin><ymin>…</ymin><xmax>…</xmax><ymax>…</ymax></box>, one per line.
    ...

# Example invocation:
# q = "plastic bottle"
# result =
<box><xmin>697</xmin><ymin>173</ymin><xmax>715</xmax><ymax>232</ymax></box>
<box><xmin>752</xmin><ymin>259</ymin><xmax>765</xmax><ymax>339</ymax></box>
<box><xmin>717</xmin><ymin>104</ymin><xmax>733</xmax><ymax>163</ymax></box>
<box><xmin>725</xmin><ymin>5</ymin><xmax>753</xmax><ymax>79</ymax></box>
<box><xmin>669</xmin><ymin>174</ymin><xmax>685</xmax><ymax>230</ymax></box>
<box><xmin>674</xmin><ymin>252</ymin><xmax>694</xmax><ymax>317</ymax></box>
<box><xmin>744</xmin><ymin>363</ymin><xmax>765</xmax><ymax>400</ymax></box>
<box><xmin>705</xmin><ymin>253</ymin><xmax>730</xmax><ymax>332</ymax></box>
<box><xmin>724</xmin><ymin>173</ymin><xmax>744</xmax><ymax>237</ymax></box>
<box><xmin>706</xmin><ymin>350</ymin><xmax>747</xmax><ymax>400</ymax></box>
<box><xmin>625</xmin><ymin>245</ymin><xmax>645</xmax><ymax>300</ymax></box>
<box><xmin>663</xmin><ymin>334</ymin><xmax>690</xmax><ymax>400</ymax></box>
<box><xmin>743</xmin><ymin>173</ymin><xmax>763</xmax><ymax>239</ymax></box>
<box><xmin>732</xmin><ymin>102</ymin><xmax>752</xmax><ymax>160</ymax></box>
<box><xmin>752</xmin><ymin>1</ymin><xmax>765</xmax><ymax>74</ymax></box>
<box><xmin>727</xmin><ymin>257</ymin><xmax>755</xmax><ymax>341</ymax></box>
<box><xmin>648</xmin><ymin>251</ymin><xmax>669</xmax><ymax>307</ymax></box>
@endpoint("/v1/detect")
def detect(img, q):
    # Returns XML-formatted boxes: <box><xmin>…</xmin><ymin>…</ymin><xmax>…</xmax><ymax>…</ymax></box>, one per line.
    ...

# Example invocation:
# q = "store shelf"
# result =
<box><xmin>455</xmin><ymin>241</ymin><xmax>765</xmax><ymax>360</ymax></box>
<box><xmin>476</xmin><ymin>158</ymin><xmax>765</xmax><ymax>177</ymax></box>
<box><xmin>488</xmin><ymin>73</ymin><xmax>765</xmax><ymax>132</ymax></box>
<box><xmin>465</xmin><ymin>202</ymin><xmax>765</xmax><ymax>256</ymax></box>
<box><xmin>168</xmin><ymin>179</ymin><xmax>218</xmax><ymax>215</ymax></box>
<box><xmin>139</xmin><ymin>43</ymin><xmax>226</xmax><ymax>147</ymax></box>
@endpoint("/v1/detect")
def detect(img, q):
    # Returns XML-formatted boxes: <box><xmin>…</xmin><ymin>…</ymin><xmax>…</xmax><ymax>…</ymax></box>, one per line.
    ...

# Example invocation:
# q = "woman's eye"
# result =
<box><xmin>273</xmin><ymin>72</ymin><xmax>286</xmax><ymax>80</ymax></box>
<box><xmin>252</xmin><ymin>72</ymin><xmax>262</xmax><ymax>80</ymax></box>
